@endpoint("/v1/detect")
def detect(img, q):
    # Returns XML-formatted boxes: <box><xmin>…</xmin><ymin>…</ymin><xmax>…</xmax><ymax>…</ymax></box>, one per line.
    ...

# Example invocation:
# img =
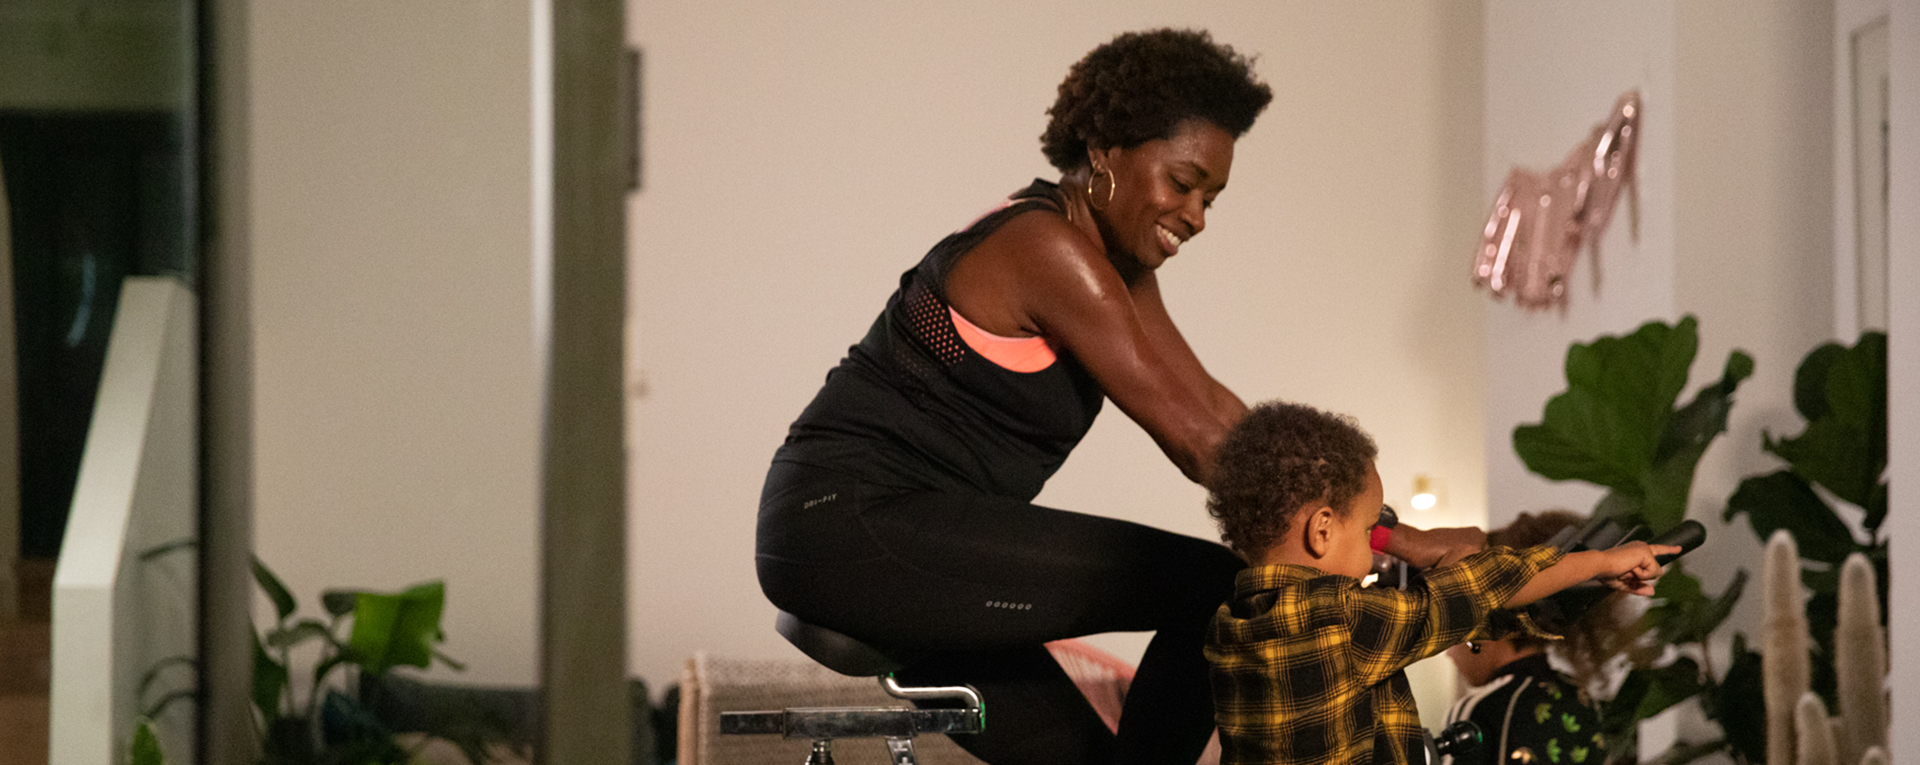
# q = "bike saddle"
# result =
<box><xmin>775</xmin><ymin>611</ymin><xmax>926</xmax><ymax>677</ymax></box>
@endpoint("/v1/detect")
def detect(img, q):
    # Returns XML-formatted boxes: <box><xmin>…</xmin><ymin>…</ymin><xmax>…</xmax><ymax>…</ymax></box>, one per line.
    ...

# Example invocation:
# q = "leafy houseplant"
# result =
<box><xmin>1513</xmin><ymin>316</ymin><xmax>1762</xmax><ymax>763</ymax></box>
<box><xmin>126</xmin><ymin>542</ymin><xmax>522</xmax><ymax>765</ymax></box>
<box><xmin>1516</xmin><ymin>322</ymin><xmax>1891</xmax><ymax>765</ymax></box>
<box><xmin>1723</xmin><ymin>332</ymin><xmax>1888</xmax><ymax>763</ymax></box>
<box><xmin>249</xmin><ymin>560</ymin><xmax>482</xmax><ymax>765</ymax></box>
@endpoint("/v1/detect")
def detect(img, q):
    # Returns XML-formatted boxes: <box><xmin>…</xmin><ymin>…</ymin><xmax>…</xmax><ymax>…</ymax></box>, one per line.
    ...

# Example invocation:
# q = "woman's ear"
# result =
<box><xmin>1086</xmin><ymin>143</ymin><xmax>1116</xmax><ymax>173</ymax></box>
<box><xmin>1304</xmin><ymin>505</ymin><xmax>1335</xmax><ymax>559</ymax></box>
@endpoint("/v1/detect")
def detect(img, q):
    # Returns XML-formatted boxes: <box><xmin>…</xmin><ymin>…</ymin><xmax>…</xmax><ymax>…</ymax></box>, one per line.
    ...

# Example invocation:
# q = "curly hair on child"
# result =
<box><xmin>1039</xmin><ymin>28</ymin><xmax>1273</xmax><ymax>172</ymax></box>
<box><xmin>1206</xmin><ymin>401</ymin><xmax>1377</xmax><ymax>557</ymax></box>
<box><xmin>1489</xmin><ymin>509</ymin><xmax>1586</xmax><ymax>651</ymax></box>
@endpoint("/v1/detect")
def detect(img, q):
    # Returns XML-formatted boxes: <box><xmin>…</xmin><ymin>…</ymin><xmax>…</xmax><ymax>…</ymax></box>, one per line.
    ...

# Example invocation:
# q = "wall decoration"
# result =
<box><xmin>1473</xmin><ymin>91</ymin><xmax>1640</xmax><ymax>309</ymax></box>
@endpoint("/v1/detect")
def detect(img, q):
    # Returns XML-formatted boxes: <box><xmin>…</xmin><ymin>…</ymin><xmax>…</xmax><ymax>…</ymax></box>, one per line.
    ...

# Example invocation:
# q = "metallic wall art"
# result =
<box><xmin>1473</xmin><ymin>91</ymin><xmax>1640</xmax><ymax>309</ymax></box>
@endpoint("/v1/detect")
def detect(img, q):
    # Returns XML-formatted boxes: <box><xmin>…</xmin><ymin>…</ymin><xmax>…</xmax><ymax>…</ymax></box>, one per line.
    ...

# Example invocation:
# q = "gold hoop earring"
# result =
<box><xmin>1086</xmin><ymin>165</ymin><xmax>1116</xmax><ymax>211</ymax></box>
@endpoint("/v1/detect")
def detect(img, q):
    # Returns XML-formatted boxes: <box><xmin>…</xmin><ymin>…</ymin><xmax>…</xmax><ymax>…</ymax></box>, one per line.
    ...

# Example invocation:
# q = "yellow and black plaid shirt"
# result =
<box><xmin>1206</xmin><ymin>545</ymin><xmax>1565</xmax><ymax>765</ymax></box>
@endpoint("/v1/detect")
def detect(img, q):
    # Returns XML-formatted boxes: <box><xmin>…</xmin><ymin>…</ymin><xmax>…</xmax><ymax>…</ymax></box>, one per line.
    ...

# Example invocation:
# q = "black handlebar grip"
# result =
<box><xmin>1432</xmin><ymin>721</ymin><xmax>1483</xmax><ymax>758</ymax></box>
<box><xmin>1646</xmin><ymin>520</ymin><xmax>1706</xmax><ymax>565</ymax></box>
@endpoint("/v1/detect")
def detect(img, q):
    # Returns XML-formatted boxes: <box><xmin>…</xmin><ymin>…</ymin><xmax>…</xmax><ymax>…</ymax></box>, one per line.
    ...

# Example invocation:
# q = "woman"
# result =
<box><xmin>757</xmin><ymin>29</ymin><xmax>1269</xmax><ymax>764</ymax></box>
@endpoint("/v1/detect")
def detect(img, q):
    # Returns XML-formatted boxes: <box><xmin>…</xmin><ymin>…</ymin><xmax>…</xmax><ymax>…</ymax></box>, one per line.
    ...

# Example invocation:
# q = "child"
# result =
<box><xmin>1202</xmin><ymin>402</ymin><xmax>1671</xmax><ymax>765</ymax></box>
<box><xmin>1443</xmin><ymin>511</ymin><xmax>1610</xmax><ymax>765</ymax></box>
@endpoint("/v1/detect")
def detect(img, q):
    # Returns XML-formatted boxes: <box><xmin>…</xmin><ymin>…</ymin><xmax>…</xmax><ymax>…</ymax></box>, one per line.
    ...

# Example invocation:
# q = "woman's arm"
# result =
<box><xmin>944</xmin><ymin>212</ymin><xmax>1239</xmax><ymax>483</ymax></box>
<box><xmin>1127</xmin><ymin>273</ymin><xmax>1248</xmax><ymax>425</ymax></box>
<box><xmin>1382</xmin><ymin>525</ymin><xmax>1488</xmax><ymax>569</ymax></box>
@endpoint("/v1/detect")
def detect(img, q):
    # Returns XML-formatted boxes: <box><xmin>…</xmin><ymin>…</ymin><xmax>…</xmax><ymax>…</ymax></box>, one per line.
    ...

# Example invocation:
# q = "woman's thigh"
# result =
<box><xmin>756</xmin><ymin>462</ymin><xmax>1242</xmax><ymax>650</ymax></box>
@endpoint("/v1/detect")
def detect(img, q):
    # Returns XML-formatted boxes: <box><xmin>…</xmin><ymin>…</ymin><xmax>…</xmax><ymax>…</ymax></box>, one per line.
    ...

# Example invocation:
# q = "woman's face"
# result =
<box><xmin>1090</xmin><ymin>119</ymin><xmax>1236</xmax><ymax>274</ymax></box>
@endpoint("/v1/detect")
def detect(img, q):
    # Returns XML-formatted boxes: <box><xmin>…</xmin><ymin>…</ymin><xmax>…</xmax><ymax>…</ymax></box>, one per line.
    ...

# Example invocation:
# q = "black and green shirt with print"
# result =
<box><xmin>1442</xmin><ymin>654</ymin><xmax>1606</xmax><ymax>765</ymax></box>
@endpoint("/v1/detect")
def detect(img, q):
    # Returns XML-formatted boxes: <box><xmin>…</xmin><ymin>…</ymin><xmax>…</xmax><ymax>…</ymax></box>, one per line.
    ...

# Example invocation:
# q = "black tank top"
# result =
<box><xmin>772</xmin><ymin>180</ymin><xmax>1106</xmax><ymax>501</ymax></box>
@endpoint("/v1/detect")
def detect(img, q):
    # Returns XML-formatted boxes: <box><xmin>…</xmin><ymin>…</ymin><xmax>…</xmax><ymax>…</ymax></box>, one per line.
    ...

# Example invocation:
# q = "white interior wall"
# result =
<box><xmin>1882</xmin><ymin>0</ymin><xmax>1918</xmax><ymax>759</ymax></box>
<box><xmin>1481</xmin><ymin>1</ymin><xmax>1678</xmax><ymax>531</ymax></box>
<box><xmin>249</xmin><ymin>2</ymin><xmax>540</xmax><ymax>686</ymax></box>
<box><xmin>1486</xmin><ymin>0</ymin><xmax>1842</xmax><ymax>755</ymax></box>
<box><xmin>1671</xmin><ymin>0</ymin><xmax>1836</xmax><ymax>640</ymax></box>
<box><xmin>625</xmin><ymin>2</ymin><xmax>1490</xmax><ymax>723</ymax></box>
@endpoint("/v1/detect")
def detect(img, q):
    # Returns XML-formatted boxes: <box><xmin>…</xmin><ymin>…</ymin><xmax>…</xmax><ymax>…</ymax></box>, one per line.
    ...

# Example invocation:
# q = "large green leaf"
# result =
<box><xmin>1643</xmin><ymin>567</ymin><xmax>1747</xmax><ymax>646</ymax></box>
<box><xmin>1639</xmin><ymin>351</ymin><xmax>1754</xmax><ymax>530</ymax></box>
<box><xmin>1632</xmin><ymin>658</ymin><xmax>1705</xmax><ymax>720</ymax></box>
<box><xmin>1514</xmin><ymin>317</ymin><xmax>1744</xmax><ymax>535</ymax></box>
<box><xmin>136</xmin><ymin>655</ymin><xmax>197</xmax><ymax>706</ymax></box>
<box><xmin>1768</xmin><ymin>420</ymin><xmax>1878</xmax><ymax>509</ymax></box>
<box><xmin>265</xmin><ymin>618</ymin><xmax>340</xmax><ymax>651</ymax></box>
<box><xmin>1604</xmin><ymin>658</ymin><xmax>1705</xmax><ymax>736</ymax></box>
<box><xmin>252</xmin><ymin>632</ymin><xmax>289</xmax><ymax>724</ymax></box>
<box><xmin>349</xmin><ymin>581</ymin><xmax>447</xmax><ymax>675</ymax></box>
<box><xmin>1807</xmin><ymin>590</ymin><xmax>1839</xmax><ymax>711</ymax></box>
<box><xmin>129</xmin><ymin>718</ymin><xmax>164</xmax><ymax>765</ymax></box>
<box><xmin>1792</xmin><ymin>343</ymin><xmax>1847</xmax><ymax>421</ymax></box>
<box><xmin>1866</xmin><ymin>482</ymin><xmax>1888</xmax><ymax>532</ymax></box>
<box><xmin>1724</xmin><ymin>471</ymin><xmax>1858</xmax><ymax>565</ymax></box>
<box><xmin>322</xmin><ymin>590</ymin><xmax>363</xmax><ymax>618</ymax></box>
<box><xmin>1769</xmin><ymin>333</ymin><xmax>1887</xmax><ymax>507</ymax></box>
<box><xmin>1709</xmin><ymin>634</ymin><xmax>1767</xmax><ymax>764</ymax></box>
<box><xmin>252</xmin><ymin>557</ymin><xmax>297</xmax><ymax>623</ymax></box>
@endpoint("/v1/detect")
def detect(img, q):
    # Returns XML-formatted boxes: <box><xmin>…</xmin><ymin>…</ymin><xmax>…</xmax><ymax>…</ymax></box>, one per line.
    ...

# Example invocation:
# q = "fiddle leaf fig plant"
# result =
<box><xmin>1514</xmin><ymin>315</ymin><xmax>1754</xmax><ymax>533</ymax></box>
<box><xmin>1724</xmin><ymin>331</ymin><xmax>1888</xmax><ymax>725</ymax></box>
<box><xmin>1514</xmin><ymin>316</ymin><xmax>1757</xmax><ymax>764</ymax></box>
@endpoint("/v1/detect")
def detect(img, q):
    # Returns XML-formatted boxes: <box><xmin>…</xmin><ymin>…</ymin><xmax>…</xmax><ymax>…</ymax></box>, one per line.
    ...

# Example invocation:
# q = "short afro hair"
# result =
<box><xmin>1041</xmin><ymin>28</ymin><xmax>1274</xmax><ymax>172</ymax></box>
<box><xmin>1206</xmin><ymin>401</ymin><xmax>1378</xmax><ymax>558</ymax></box>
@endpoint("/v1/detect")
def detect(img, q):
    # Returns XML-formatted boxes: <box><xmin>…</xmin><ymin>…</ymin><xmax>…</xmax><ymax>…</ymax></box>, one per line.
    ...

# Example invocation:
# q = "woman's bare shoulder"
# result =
<box><xmin>974</xmin><ymin>208</ymin><xmax>1119</xmax><ymax>293</ymax></box>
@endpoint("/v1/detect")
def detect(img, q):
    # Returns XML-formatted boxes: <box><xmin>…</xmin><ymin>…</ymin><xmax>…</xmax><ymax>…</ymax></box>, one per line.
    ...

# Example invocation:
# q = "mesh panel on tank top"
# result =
<box><xmin>901</xmin><ymin>279</ymin><xmax>966</xmax><ymax>367</ymax></box>
<box><xmin>889</xmin><ymin>279</ymin><xmax>963</xmax><ymax>411</ymax></box>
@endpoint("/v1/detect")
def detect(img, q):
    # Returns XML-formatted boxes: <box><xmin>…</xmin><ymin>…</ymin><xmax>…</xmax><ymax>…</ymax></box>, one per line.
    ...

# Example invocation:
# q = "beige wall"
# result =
<box><xmin>1673</xmin><ymin>0</ymin><xmax>1836</xmax><ymax>638</ymax></box>
<box><xmin>1483</xmin><ymin>0</ymin><xmax>1836</xmax><ymax>627</ymax></box>
<box><xmin>1481</xmin><ymin>2</ymin><xmax>1678</xmax><ymax>528</ymax></box>
<box><xmin>249</xmin><ymin>2</ymin><xmax>540</xmax><ymax>686</ymax></box>
<box><xmin>1484</xmin><ymin>0</ymin><xmax>1840</xmax><ymax>752</ymax></box>
<box><xmin>229</xmin><ymin>0</ymin><xmax>1861</xmax><ymax>725</ymax></box>
<box><xmin>1886</xmin><ymin>1</ymin><xmax>1918</xmax><ymax>759</ymax></box>
<box><xmin>625</xmin><ymin>2</ymin><xmax>1489</xmax><ymax>721</ymax></box>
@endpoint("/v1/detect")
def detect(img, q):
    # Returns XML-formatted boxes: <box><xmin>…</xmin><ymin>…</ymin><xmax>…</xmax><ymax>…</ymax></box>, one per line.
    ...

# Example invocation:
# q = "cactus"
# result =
<box><xmin>1793</xmin><ymin>693</ymin><xmax>1838</xmax><ymax>765</ymax></box>
<box><xmin>1759</xmin><ymin>543</ymin><xmax>1889</xmax><ymax>765</ymax></box>
<box><xmin>1834</xmin><ymin>553</ymin><xmax>1887</xmax><ymax>763</ymax></box>
<box><xmin>1764</xmin><ymin>531</ymin><xmax>1812</xmax><ymax>765</ymax></box>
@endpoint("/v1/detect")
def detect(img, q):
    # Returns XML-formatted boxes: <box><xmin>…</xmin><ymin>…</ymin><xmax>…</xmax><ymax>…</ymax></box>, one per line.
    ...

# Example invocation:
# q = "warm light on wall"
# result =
<box><xmin>1410</xmin><ymin>474</ymin><xmax>1445</xmax><ymax>512</ymax></box>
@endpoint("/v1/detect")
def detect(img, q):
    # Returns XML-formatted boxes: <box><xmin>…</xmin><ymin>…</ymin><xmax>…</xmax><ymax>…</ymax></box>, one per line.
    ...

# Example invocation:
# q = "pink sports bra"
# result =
<box><xmin>947</xmin><ymin>307</ymin><xmax>1056</xmax><ymax>373</ymax></box>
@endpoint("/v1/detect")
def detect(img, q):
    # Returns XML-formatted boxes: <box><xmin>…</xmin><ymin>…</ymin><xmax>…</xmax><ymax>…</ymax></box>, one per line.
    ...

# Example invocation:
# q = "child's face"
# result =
<box><xmin>1326</xmin><ymin>462</ymin><xmax>1385</xmax><ymax>579</ymax></box>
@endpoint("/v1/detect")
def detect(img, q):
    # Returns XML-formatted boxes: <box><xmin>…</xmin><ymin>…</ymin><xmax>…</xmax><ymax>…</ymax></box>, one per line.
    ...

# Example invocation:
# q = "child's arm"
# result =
<box><xmin>1503</xmin><ymin>541</ymin><xmax>1679</xmax><ymax>606</ymax></box>
<box><xmin>1340</xmin><ymin>545</ymin><xmax>1565</xmax><ymax>686</ymax></box>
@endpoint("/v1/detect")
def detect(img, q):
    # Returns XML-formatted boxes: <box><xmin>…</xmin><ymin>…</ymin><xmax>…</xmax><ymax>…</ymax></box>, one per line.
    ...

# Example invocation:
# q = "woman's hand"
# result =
<box><xmin>1594</xmin><ymin>542</ymin><xmax>1681</xmax><ymax>596</ymax></box>
<box><xmin>1383</xmin><ymin>525</ymin><xmax>1488</xmax><ymax>569</ymax></box>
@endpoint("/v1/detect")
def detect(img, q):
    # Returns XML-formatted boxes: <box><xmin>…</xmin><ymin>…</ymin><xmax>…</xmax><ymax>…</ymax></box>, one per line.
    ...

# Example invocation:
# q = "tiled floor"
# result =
<box><xmin>1</xmin><ymin>560</ymin><xmax>53</xmax><ymax>765</ymax></box>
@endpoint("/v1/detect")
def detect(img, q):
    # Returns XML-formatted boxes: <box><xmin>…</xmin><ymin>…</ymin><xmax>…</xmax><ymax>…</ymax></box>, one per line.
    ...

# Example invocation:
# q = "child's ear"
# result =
<box><xmin>1304</xmin><ymin>505</ymin><xmax>1335</xmax><ymax>559</ymax></box>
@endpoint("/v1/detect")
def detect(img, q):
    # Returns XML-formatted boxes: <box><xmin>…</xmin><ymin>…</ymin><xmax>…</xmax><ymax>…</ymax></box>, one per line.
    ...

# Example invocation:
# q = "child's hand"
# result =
<box><xmin>1596</xmin><ymin>542</ymin><xmax>1682</xmax><ymax>595</ymax></box>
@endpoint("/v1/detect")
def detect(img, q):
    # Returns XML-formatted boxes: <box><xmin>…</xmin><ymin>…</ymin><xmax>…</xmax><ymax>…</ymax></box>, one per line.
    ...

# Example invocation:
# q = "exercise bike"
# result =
<box><xmin>1406</xmin><ymin>517</ymin><xmax>1707</xmax><ymax>765</ymax></box>
<box><xmin>718</xmin><ymin>611</ymin><xmax>984</xmax><ymax>765</ymax></box>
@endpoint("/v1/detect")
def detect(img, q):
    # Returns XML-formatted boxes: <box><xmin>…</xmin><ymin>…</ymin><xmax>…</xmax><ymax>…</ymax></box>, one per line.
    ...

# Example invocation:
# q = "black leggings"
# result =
<box><xmin>756</xmin><ymin>460</ymin><xmax>1244</xmax><ymax>765</ymax></box>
